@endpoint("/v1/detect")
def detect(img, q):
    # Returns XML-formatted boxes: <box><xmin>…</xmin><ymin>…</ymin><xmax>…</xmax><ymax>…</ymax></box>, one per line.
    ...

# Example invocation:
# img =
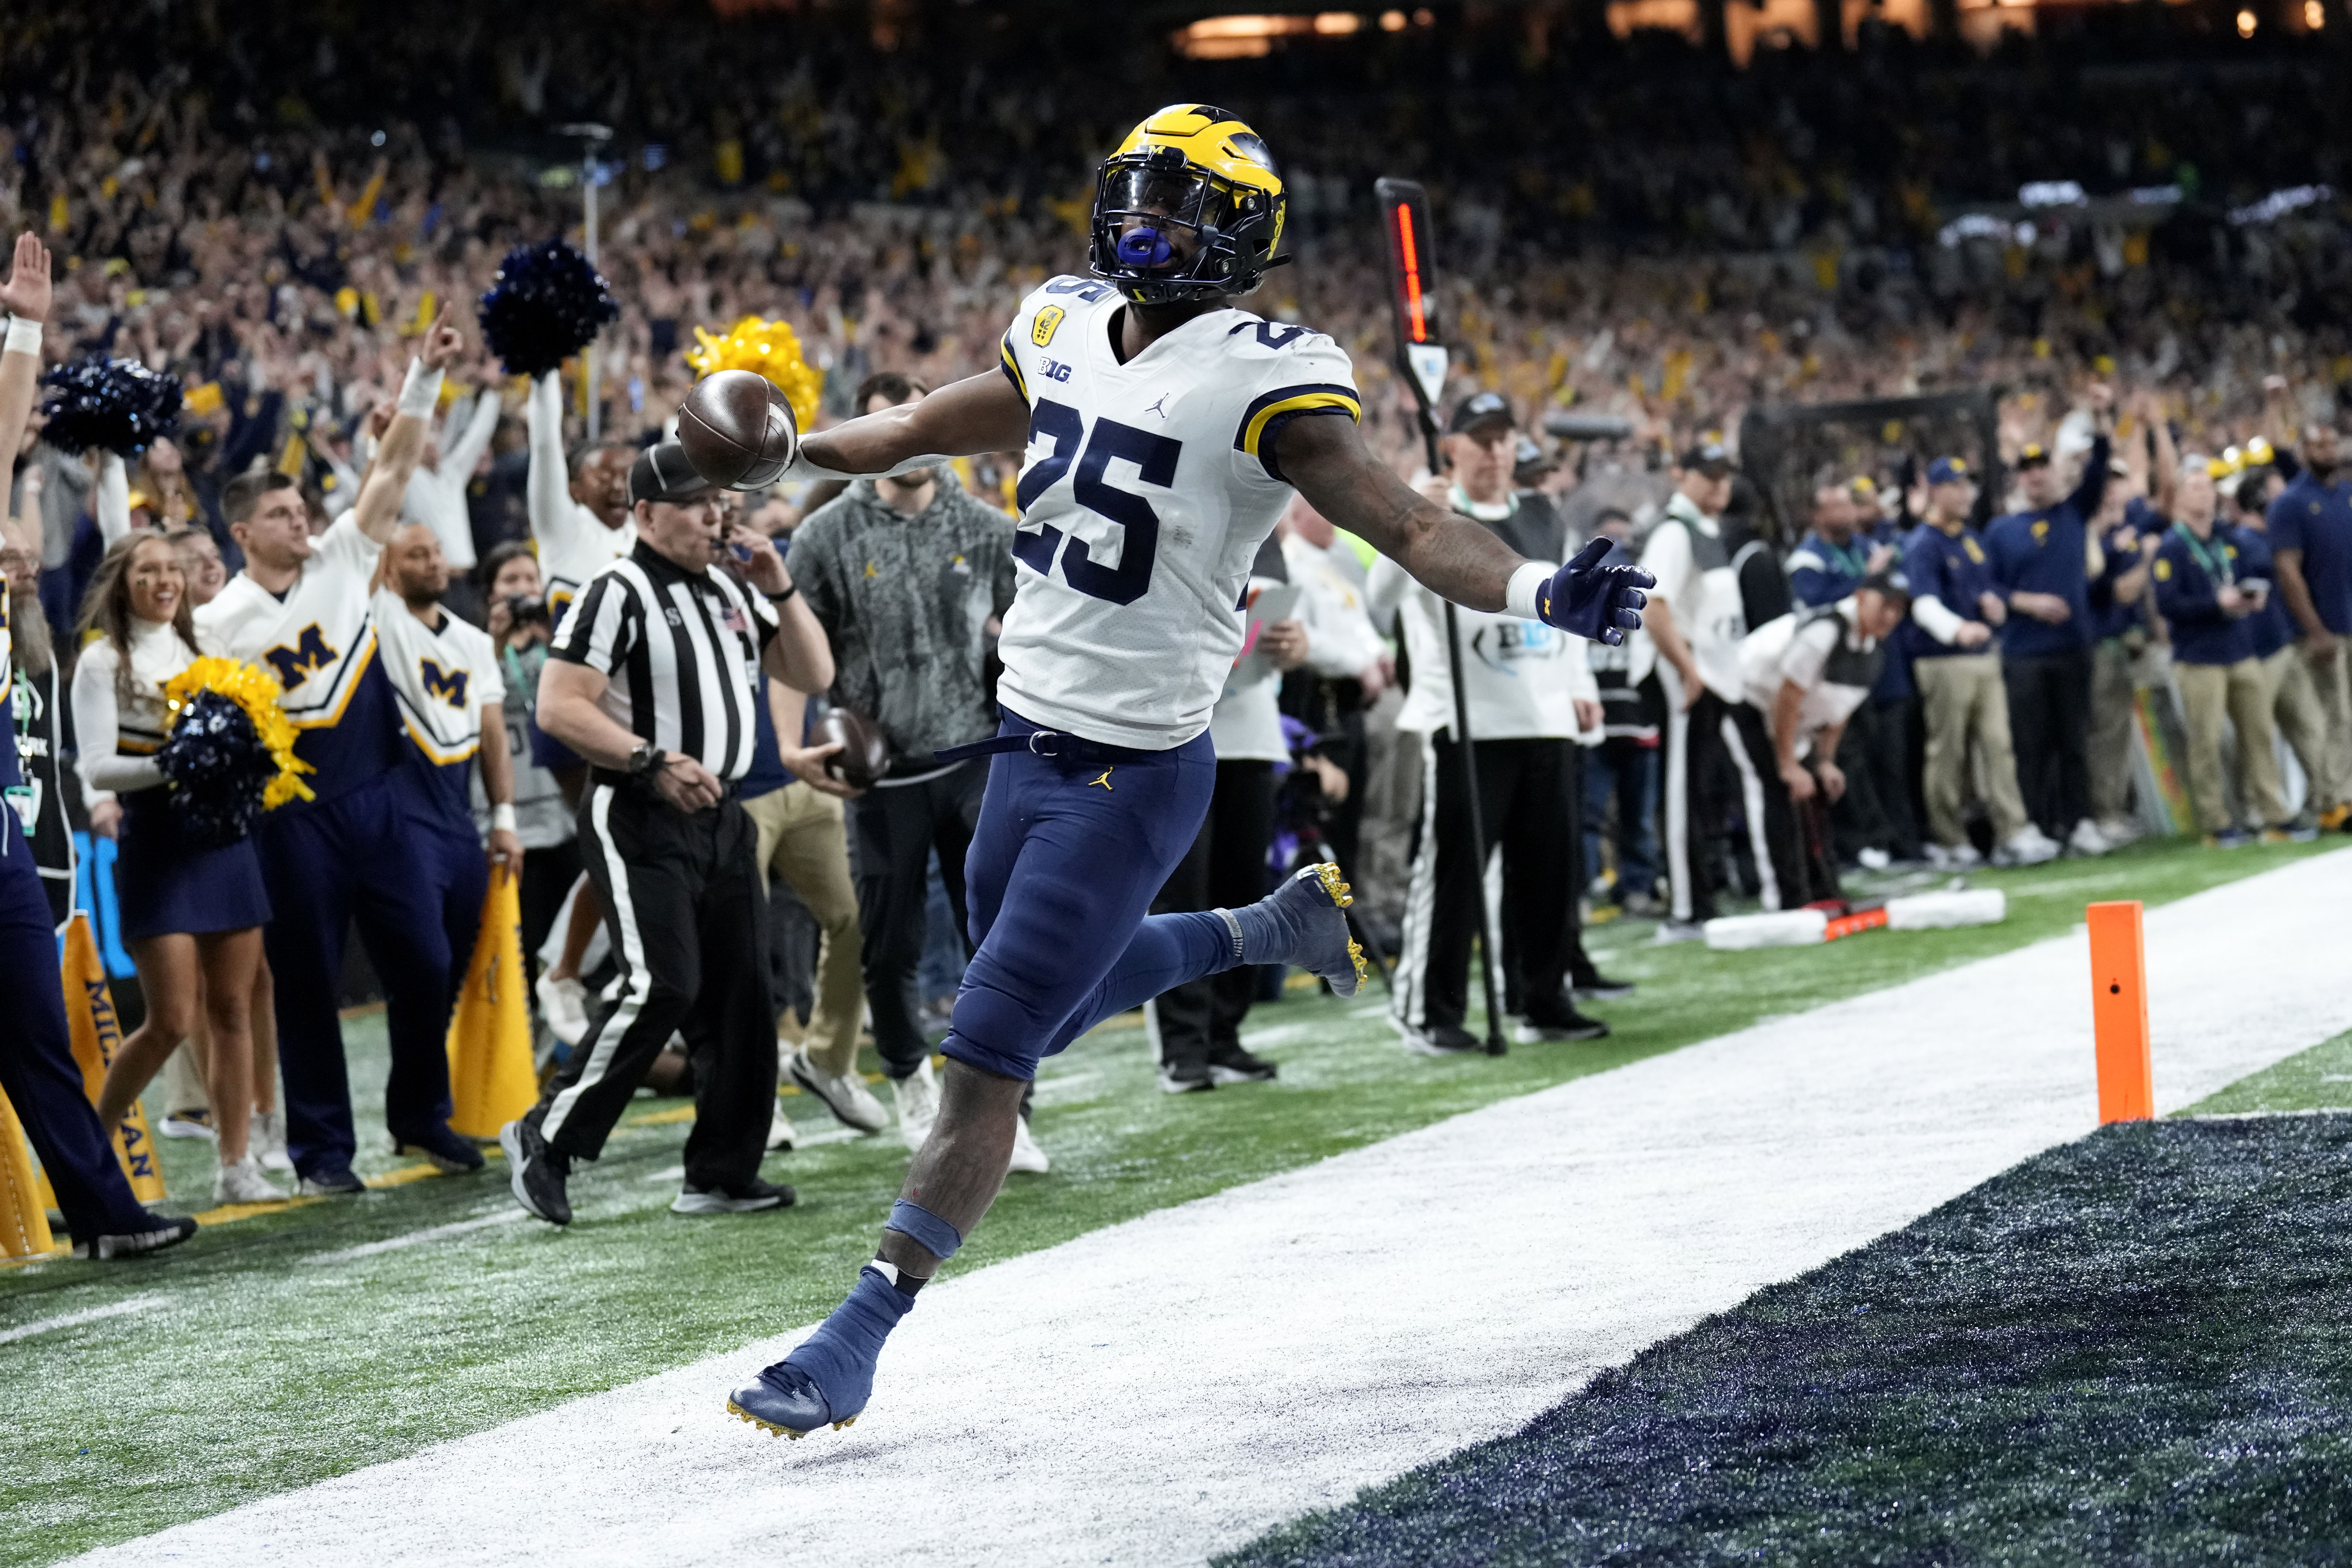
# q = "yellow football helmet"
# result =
<box><xmin>1089</xmin><ymin>105</ymin><xmax>1288</xmax><ymax>305</ymax></box>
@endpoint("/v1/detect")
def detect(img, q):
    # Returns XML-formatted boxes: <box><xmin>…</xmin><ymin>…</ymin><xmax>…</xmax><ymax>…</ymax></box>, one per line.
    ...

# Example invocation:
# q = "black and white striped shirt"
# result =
<box><xmin>549</xmin><ymin>542</ymin><xmax>779</xmax><ymax>781</ymax></box>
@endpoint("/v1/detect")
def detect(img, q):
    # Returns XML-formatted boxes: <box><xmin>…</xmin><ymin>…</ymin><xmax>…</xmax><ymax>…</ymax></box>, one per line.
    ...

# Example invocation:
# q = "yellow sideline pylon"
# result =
<box><xmin>0</xmin><ymin>1086</ymin><xmax>57</xmax><ymax>1263</ymax></box>
<box><xmin>61</xmin><ymin>912</ymin><xmax>168</xmax><ymax>1203</ymax></box>
<box><xmin>444</xmin><ymin>865</ymin><xmax>538</xmax><ymax>1139</ymax></box>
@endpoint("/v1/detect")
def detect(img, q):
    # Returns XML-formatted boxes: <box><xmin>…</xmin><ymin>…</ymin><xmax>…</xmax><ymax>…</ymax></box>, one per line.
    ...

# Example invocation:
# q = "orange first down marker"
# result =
<box><xmin>2088</xmin><ymin>900</ymin><xmax>2153</xmax><ymax>1124</ymax></box>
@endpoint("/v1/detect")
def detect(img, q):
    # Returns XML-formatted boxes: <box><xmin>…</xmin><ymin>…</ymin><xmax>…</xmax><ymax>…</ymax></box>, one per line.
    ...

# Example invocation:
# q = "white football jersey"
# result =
<box><xmin>994</xmin><ymin>276</ymin><xmax>1361</xmax><ymax>749</ymax></box>
<box><xmin>528</xmin><ymin>373</ymin><xmax>636</xmax><ymax>616</ymax></box>
<box><xmin>197</xmin><ymin>513</ymin><xmax>409</xmax><ymax>800</ymax></box>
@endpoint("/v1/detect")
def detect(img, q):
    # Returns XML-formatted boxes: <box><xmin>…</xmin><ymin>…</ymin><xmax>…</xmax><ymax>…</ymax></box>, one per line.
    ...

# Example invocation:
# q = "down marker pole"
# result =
<box><xmin>2087</xmin><ymin>899</ymin><xmax>2153</xmax><ymax>1123</ymax></box>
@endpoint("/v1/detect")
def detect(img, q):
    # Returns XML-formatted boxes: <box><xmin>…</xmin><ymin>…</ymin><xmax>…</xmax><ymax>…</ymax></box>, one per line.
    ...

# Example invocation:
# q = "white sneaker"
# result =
<box><xmin>2066</xmin><ymin>818</ymin><xmax>2112</xmax><ymax>857</ymax></box>
<box><xmin>894</xmin><ymin>1058</ymin><xmax>940</xmax><ymax>1153</ymax></box>
<box><xmin>252</xmin><ymin>1109</ymin><xmax>293</xmax><ymax>1172</ymax></box>
<box><xmin>214</xmin><ymin>1155</ymin><xmax>286</xmax><ymax>1204</ymax></box>
<box><xmin>766</xmin><ymin>1107</ymin><xmax>798</xmax><ymax>1152</ymax></box>
<box><xmin>2095</xmin><ymin>816</ymin><xmax>2143</xmax><ymax>848</ymax></box>
<box><xmin>1006</xmin><ymin>1114</ymin><xmax>1050</xmax><ymax>1175</ymax></box>
<box><xmin>1856</xmin><ymin>847</ymin><xmax>1892</xmax><ymax>872</ymax></box>
<box><xmin>535</xmin><ymin>973</ymin><xmax>590</xmax><ymax>1047</ymax></box>
<box><xmin>1925</xmin><ymin>842</ymin><xmax>1984</xmax><ymax>870</ymax></box>
<box><xmin>1991</xmin><ymin>827</ymin><xmax>2060</xmax><ymax>867</ymax></box>
<box><xmin>157</xmin><ymin>1110</ymin><xmax>216</xmax><ymax>1140</ymax></box>
<box><xmin>786</xmin><ymin>1047</ymin><xmax>889</xmax><ymax>1134</ymax></box>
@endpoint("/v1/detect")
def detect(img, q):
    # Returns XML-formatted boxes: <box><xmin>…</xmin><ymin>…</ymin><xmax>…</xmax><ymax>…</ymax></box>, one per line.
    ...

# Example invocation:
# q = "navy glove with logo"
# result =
<box><xmin>1535</xmin><ymin>538</ymin><xmax>1653</xmax><ymax>646</ymax></box>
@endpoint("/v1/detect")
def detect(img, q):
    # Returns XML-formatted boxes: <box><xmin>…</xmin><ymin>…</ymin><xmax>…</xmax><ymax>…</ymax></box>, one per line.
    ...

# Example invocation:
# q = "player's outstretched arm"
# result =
<box><xmin>797</xmin><ymin>370</ymin><xmax>1031</xmax><ymax>481</ymax></box>
<box><xmin>1276</xmin><ymin>413</ymin><xmax>1651</xmax><ymax>644</ymax></box>
<box><xmin>353</xmin><ymin>307</ymin><xmax>464</xmax><ymax>545</ymax></box>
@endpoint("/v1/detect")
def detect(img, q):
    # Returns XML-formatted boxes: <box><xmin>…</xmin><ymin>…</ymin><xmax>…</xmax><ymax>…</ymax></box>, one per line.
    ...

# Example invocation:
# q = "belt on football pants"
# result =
<box><xmin>932</xmin><ymin>730</ymin><xmax>1166</xmax><ymax>768</ymax></box>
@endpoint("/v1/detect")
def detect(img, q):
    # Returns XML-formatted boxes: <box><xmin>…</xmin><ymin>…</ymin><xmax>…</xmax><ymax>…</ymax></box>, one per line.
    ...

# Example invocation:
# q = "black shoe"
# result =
<box><xmin>393</xmin><ymin>1121</ymin><xmax>487</xmax><ymax>1174</ymax></box>
<box><xmin>296</xmin><ymin>1163</ymin><xmax>366</xmax><ymax>1197</ymax></box>
<box><xmin>500</xmin><ymin>1115</ymin><xmax>572</xmax><ymax>1226</ymax></box>
<box><xmin>1157</xmin><ymin>1063</ymin><xmax>1215</xmax><ymax>1094</ymax></box>
<box><xmin>1401</xmin><ymin>1022</ymin><xmax>1484</xmax><ymax>1056</ymax></box>
<box><xmin>1519</xmin><ymin>1002</ymin><xmax>1610</xmax><ymax>1043</ymax></box>
<box><xmin>73</xmin><ymin>1213</ymin><xmax>198</xmax><ymax>1260</ymax></box>
<box><xmin>1205</xmin><ymin>1046</ymin><xmax>1278</xmax><ymax>1085</ymax></box>
<box><xmin>672</xmin><ymin>1177</ymin><xmax>796</xmax><ymax>1215</ymax></box>
<box><xmin>1571</xmin><ymin>972</ymin><xmax>1636</xmax><ymax>1001</ymax></box>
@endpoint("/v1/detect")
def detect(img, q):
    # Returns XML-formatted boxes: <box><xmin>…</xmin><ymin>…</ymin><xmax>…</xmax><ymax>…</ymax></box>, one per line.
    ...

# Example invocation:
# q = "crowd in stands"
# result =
<box><xmin>7</xmin><ymin>1</ymin><xmax>2352</xmax><ymax>1234</ymax></box>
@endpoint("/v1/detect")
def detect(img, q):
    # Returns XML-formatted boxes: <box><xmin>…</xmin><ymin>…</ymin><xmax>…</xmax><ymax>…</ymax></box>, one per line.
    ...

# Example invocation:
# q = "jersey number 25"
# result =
<box><xmin>1013</xmin><ymin>399</ymin><xmax>1179</xmax><ymax>607</ymax></box>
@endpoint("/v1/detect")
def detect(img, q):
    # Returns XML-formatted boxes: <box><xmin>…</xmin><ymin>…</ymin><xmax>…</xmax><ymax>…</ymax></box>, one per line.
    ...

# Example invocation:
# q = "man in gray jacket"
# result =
<box><xmin>787</xmin><ymin>373</ymin><xmax>1036</xmax><ymax>1167</ymax></box>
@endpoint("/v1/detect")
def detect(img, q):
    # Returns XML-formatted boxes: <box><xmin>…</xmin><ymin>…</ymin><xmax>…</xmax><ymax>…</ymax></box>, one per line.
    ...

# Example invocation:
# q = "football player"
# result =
<box><xmin>714</xmin><ymin>107</ymin><xmax>1649</xmax><ymax>1438</ymax></box>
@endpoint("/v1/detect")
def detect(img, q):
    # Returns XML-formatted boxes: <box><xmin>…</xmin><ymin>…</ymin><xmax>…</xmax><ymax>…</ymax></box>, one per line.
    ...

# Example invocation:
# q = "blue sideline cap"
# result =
<box><xmin>1926</xmin><ymin>456</ymin><xmax>1972</xmax><ymax>486</ymax></box>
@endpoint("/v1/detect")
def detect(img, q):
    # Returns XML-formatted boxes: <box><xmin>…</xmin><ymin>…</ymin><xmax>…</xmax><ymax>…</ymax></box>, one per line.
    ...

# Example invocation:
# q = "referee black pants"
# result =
<box><xmin>2005</xmin><ymin>647</ymin><xmax>2093</xmax><ymax>841</ymax></box>
<box><xmin>1146</xmin><ymin>759</ymin><xmax>1277</xmax><ymax>1073</ymax></box>
<box><xmin>1394</xmin><ymin>735</ymin><xmax>1576</xmax><ymax>1033</ymax></box>
<box><xmin>851</xmin><ymin>762</ymin><xmax>986</xmax><ymax>1080</ymax></box>
<box><xmin>536</xmin><ymin>783</ymin><xmax>777</xmax><ymax>1189</ymax></box>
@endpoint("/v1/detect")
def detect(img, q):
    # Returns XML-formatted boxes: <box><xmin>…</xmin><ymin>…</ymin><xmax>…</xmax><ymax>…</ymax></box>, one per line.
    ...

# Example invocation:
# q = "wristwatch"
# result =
<box><xmin>626</xmin><ymin>740</ymin><xmax>661</xmax><ymax>781</ymax></box>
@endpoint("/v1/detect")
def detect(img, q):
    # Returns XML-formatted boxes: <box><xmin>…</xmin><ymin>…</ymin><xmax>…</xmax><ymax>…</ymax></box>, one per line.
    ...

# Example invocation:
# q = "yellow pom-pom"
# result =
<box><xmin>684</xmin><ymin>315</ymin><xmax>824</xmax><ymax>433</ymax></box>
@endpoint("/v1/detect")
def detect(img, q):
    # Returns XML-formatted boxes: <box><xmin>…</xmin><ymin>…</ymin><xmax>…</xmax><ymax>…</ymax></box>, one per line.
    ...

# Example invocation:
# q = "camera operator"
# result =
<box><xmin>477</xmin><ymin>541</ymin><xmax>578</xmax><ymax>985</ymax></box>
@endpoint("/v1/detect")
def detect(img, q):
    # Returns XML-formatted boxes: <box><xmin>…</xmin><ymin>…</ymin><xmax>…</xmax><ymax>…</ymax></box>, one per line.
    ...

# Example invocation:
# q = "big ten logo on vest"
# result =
<box><xmin>1470</xmin><ymin>619</ymin><xmax>1561</xmax><ymax>665</ymax></box>
<box><xmin>264</xmin><ymin>623</ymin><xmax>339</xmax><ymax>689</ymax></box>
<box><xmin>420</xmin><ymin>658</ymin><xmax>469</xmax><ymax>708</ymax></box>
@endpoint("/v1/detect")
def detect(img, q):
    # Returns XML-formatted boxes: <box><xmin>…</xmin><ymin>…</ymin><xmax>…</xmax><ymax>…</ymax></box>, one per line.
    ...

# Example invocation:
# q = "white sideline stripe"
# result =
<box><xmin>302</xmin><ymin>1212</ymin><xmax>527</xmax><ymax>1265</ymax></box>
<box><xmin>0</xmin><ymin>1294</ymin><xmax>160</xmax><ymax>1348</ymax></box>
<box><xmin>70</xmin><ymin>851</ymin><xmax>2352</xmax><ymax>1568</ymax></box>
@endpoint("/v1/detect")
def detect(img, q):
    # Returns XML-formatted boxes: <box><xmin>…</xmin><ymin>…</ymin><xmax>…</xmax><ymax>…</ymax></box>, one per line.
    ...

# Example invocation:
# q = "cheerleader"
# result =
<box><xmin>73</xmin><ymin>532</ymin><xmax>280</xmax><ymax>1203</ymax></box>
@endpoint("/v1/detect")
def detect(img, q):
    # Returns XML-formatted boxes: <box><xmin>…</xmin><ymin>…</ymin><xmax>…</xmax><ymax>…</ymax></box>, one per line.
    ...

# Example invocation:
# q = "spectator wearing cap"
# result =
<box><xmin>1787</xmin><ymin>475</ymin><xmax>1910</xmax><ymax>869</ymax></box>
<box><xmin>2267</xmin><ymin>421</ymin><xmax>2352</xmax><ymax>831</ymax></box>
<box><xmin>1381</xmin><ymin>391</ymin><xmax>1616</xmax><ymax>1052</ymax></box>
<box><xmin>504</xmin><ymin>438</ymin><xmax>835</xmax><ymax>1225</ymax></box>
<box><xmin>1984</xmin><ymin>387</ymin><xmax>2114</xmax><ymax>858</ymax></box>
<box><xmin>2153</xmin><ymin>458</ymin><xmax>2293</xmax><ymax>845</ymax></box>
<box><xmin>1638</xmin><ymin>439</ymin><xmax>1751</xmax><ymax>936</ymax></box>
<box><xmin>1735</xmin><ymin>573</ymin><xmax>1914</xmax><ymax>908</ymax></box>
<box><xmin>2229</xmin><ymin>469</ymin><xmax>2330</xmax><ymax>822</ymax></box>
<box><xmin>1902</xmin><ymin>458</ymin><xmax>2055</xmax><ymax>869</ymax></box>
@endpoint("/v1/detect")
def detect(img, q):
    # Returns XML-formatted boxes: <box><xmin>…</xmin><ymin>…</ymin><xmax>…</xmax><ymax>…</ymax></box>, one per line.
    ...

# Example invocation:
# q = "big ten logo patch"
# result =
<box><xmin>264</xmin><ymin>623</ymin><xmax>339</xmax><ymax>689</ymax></box>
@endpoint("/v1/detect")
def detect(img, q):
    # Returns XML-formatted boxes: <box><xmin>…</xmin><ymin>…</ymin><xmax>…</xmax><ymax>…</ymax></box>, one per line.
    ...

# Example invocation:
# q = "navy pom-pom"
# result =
<box><xmin>38</xmin><ymin>357</ymin><xmax>183</xmax><ymax>456</ymax></box>
<box><xmin>157</xmin><ymin>690</ymin><xmax>276</xmax><ymax>848</ymax></box>
<box><xmin>477</xmin><ymin>240</ymin><xmax>621</xmax><ymax>378</ymax></box>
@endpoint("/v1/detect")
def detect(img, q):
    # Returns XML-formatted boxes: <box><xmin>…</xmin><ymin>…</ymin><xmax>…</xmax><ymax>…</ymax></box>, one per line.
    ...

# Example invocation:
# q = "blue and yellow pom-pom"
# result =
<box><xmin>684</xmin><ymin>316</ymin><xmax>824</xmax><ymax>434</ymax></box>
<box><xmin>38</xmin><ymin>357</ymin><xmax>182</xmax><ymax>456</ymax></box>
<box><xmin>477</xmin><ymin>240</ymin><xmax>621</xmax><ymax>379</ymax></box>
<box><xmin>158</xmin><ymin>658</ymin><xmax>316</xmax><ymax>847</ymax></box>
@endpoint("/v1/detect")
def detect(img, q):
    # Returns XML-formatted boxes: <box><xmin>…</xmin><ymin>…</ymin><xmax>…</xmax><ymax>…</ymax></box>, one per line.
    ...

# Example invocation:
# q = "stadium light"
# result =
<box><xmin>2238</xmin><ymin>6</ymin><xmax>2257</xmax><ymax>33</ymax></box>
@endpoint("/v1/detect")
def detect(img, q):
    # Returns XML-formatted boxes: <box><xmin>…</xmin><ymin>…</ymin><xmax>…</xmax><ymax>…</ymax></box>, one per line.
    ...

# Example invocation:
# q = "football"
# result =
<box><xmin>818</xmin><ymin>706</ymin><xmax>892</xmax><ymax>790</ymax></box>
<box><xmin>676</xmin><ymin>369</ymin><xmax>799</xmax><ymax>490</ymax></box>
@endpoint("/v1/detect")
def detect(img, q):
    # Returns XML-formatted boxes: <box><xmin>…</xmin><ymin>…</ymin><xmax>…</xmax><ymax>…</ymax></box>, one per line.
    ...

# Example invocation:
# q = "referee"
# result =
<box><xmin>501</xmin><ymin>441</ymin><xmax>835</xmax><ymax>1226</ymax></box>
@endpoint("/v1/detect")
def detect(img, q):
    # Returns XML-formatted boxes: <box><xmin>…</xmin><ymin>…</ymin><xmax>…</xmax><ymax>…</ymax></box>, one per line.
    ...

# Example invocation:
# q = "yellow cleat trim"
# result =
<box><xmin>1346</xmin><ymin>938</ymin><xmax>1370</xmax><ymax>987</ymax></box>
<box><xmin>725</xmin><ymin>1399</ymin><xmax>860</xmax><ymax>1439</ymax></box>
<box><xmin>1312</xmin><ymin>862</ymin><xmax>1355</xmax><ymax>909</ymax></box>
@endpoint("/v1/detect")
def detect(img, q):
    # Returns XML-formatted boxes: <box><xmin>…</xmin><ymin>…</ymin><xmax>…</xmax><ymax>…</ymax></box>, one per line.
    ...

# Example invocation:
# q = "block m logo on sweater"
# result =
<box><xmin>419</xmin><ymin>659</ymin><xmax>469</xmax><ymax>708</ymax></box>
<box><xmin>263</xmin><ymin>623</ymin><xmax>339</xmax><ymax>691</ymax></box>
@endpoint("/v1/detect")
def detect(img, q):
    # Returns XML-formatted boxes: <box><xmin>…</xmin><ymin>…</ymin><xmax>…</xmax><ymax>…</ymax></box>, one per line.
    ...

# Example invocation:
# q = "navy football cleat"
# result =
<box><xmin>726</xmin><ymin>1361</ymin><xmax>858</xmax><ymax>1440</ymax></box>
<box><xmin>1237</xmin><ymin>864</ymin><xmax>1369</xmax><ymax>999</ymax></box>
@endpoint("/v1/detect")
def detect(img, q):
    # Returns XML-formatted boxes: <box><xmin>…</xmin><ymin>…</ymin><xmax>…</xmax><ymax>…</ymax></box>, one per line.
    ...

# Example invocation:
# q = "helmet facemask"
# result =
<box><xmin>1089</xmin><ymin>144</ymin><xmax>1283</xmax><ymax>306</ymax></box>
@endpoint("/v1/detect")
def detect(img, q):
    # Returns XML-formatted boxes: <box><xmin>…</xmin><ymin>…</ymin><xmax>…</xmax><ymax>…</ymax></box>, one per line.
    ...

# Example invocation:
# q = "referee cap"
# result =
<box><xmin>629</xmin><ymin>440</ymin><xmax>721</xmax><ymax>506</ymax></box>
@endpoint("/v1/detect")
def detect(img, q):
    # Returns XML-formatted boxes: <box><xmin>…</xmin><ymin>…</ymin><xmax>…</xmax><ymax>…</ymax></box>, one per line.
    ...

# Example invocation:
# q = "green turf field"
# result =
<box><xmin>0</xmin><ymin>835</ymin><xmax>2338</xmax><ymax>1566</ymax></box>
<box><xmin>2180</xmin><ymin>1027</ymin><xmax>2352</xmax><ymax>1118</ymax></box>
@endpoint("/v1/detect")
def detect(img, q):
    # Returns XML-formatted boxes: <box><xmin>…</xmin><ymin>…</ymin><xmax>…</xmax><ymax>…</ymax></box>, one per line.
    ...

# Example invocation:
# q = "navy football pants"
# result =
<box><xmin>942</xmin><ymin>711</ymin><xmax>1240</xmax><ymax>1083</ymax></box>
<box><xmin>256</xmin><ymin>770</ymin><xmax>483</xmax><ymax>1178</ymax></box>
<box><xmin>0</xmin><ymin>818</ymin><xmax>152</xmax><ymax>1242</ymax></box>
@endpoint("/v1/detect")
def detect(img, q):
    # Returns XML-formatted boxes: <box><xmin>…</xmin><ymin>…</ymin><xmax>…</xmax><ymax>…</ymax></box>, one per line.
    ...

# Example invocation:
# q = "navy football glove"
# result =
<box><xmin>1535</xmin><ymin>537</ymin><xmax>1653</xmax><ymax>647</ymax></box>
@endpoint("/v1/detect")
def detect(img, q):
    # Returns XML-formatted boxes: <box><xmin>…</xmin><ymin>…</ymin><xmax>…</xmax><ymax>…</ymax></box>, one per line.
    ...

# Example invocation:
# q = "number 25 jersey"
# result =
<box><xmin>994</xmin><ymin>276</ymin><xmax>1361</xmax><ymax>750</ymax></box>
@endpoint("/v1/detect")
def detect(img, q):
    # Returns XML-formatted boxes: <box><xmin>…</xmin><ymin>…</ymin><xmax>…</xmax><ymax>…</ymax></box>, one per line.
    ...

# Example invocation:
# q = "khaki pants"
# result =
<box><xmin>2087</xmin><ymin>638</ymin><xmax>2138</xmax><ymax>824</ymax></box>
<box><xmin>2174</xmin><ymin>658</ymin><xmax>2285</xmax><ymax>832</ymax></box>
<box><xmin>2264</xmin><ymin>645</ymin><xmax>2331</xmax><ymax>810</ymax></box>
<box><xmin>1915</xmin><ymin>652</ymin><xmax>2030</xmax><ymax>848</ymax></box>
<box><xmin>744</xmin><ymin>782</ymin><xmax>865</xmax><ymax>1078</ymax></box>
<box><xmin>2303</xmin><ymin>643</ymin><xmax>2352</xmax><ymax>812</ymax></box>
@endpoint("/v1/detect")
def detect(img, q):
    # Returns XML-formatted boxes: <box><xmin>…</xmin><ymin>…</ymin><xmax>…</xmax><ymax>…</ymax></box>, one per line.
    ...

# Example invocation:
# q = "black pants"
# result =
<box><xmin>1147</xmin><ymin>759</ymin><xmax>1277</xmax><ymax>1071</ymax></box>
<box><xmin>535</xmin><ymin>784</ymin><xmax>776</xmax><ymax>1189</ymax></box>
<box><xmin>1664</xmin><ymin>686</ymin><xmax>1741</xmax><ymax>924</ymax></box>
<box><xmin>2005</xmin><ymin>648</ymin><xmax>2093</xmax><ymax>840</ymax></box>
<box><xmin>851</xmin><ymin>762</ymin><xmax>985</xmax><ymax>1079</ymax></box>
<box><xmin>516</xmin><ymin>840</ymin><xmax>582</xmax><ymax>989</ymax></box>
<box><xmin>1831</xmin><ymin>697</ymin><xmax>1923</xmax><ymax>863</ymax></box>
<box><xmin>1747</xmin><ymin>723</ymin><xmax>1844</xmax><ymax>910</ymax></box>
<box><xmin>1397</xmin><ymin>735</ymin><xmax>1576</xmax><ymax>1032</ymax></box>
